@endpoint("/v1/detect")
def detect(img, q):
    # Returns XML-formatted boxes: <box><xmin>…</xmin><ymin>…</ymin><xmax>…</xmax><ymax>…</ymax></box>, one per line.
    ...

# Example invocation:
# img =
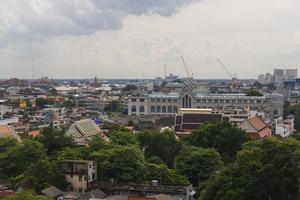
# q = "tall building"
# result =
<box><xmin>265</xmin><ymin>73</ymin><xmax>273</xmax><ymax>84</ymax></box>
<box><xmin>274</xmin><ymin>69</ymin><xmax>285</xmax><ymax>89</ymax></box>
<box><xmin>258</xmin><ymin>74</ymin><xmax>266</xmax><ymax>84</ymax></box>
<box><xmin>284</xmin><ymin>69</ymin><xmax>298</xmax><ymax>80</ymax></box>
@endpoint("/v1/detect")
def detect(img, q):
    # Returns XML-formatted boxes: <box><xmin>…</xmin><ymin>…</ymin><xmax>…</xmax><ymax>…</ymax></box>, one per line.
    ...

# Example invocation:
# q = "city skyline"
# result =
<box><xmin>1</xmin><ymin>0</ymin><xmax>300</xmax><ymax>79</ymax></box>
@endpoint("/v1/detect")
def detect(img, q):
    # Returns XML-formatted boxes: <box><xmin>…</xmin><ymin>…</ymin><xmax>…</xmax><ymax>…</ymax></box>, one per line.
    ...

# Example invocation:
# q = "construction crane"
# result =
<box><xmin>180</xmin><ymin>56</ymin><xmax>195</xmax><ymax>87</ymax></box>
<box><xmin>216</xmin><ymin>58</ymin><xmax>238</xmax><ymax>90</ymax></box>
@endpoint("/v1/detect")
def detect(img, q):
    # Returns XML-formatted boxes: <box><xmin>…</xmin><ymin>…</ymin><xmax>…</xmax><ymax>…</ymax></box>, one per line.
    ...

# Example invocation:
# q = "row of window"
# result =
<box><xmin>150</xmin><ymin>99</ymin><xmax>178</xmax><ymax>103</ymax></box>
<box><xmin>131</xmin><ymin>105</ymin><xmax>178</xmax><ymax>113</ymax></box>
<box><xmin>196</xmin><ymin>99</ymin><xmax>262</xmax><ymax>104</ymax></box>
<box><xmin>150</xmin><ymin>105</ymin><xmax>178</xmax><ymax>113</ymax></box>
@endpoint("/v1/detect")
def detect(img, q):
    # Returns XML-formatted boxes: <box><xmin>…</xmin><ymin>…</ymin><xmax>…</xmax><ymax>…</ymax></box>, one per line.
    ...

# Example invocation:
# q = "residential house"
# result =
<box><xmin>59</xmin><ymin>160</ymin><xmax>97</xmax><ymax>194</ymax></box>
<box><xmin>239</xmin><ymin>116</ymin><xmax>272</xmax><ymax>139</ymax></box>
<box><xmin>0</xmin><ymin>124</ymin><xmax>21</xmax><ymax>142</ymax></box>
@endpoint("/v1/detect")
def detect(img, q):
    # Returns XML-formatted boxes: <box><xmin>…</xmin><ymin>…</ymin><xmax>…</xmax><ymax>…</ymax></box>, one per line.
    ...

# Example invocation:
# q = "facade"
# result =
<box><xmin>127</xmin><ymin>85</ymin><xmax>283</xmax><ymax>117</ymax></box>
<box><xmin>258</xmin><ymin>74</ymin><xmax>266</xmax><ymax>84</ymax></box>
<box><xmin>59</xmin><ymin>160</ymin><xmax>97</xmax><ymax>194</ymax></box>
<box><xmin>275</xmin><ymin>118</ymin><xmax>294</xmax><ymax>139</ymax></box>
<box><xmin>284</xmin><ymin>69</ymin><xmax>298</xmax><ymax>80</ymax></box>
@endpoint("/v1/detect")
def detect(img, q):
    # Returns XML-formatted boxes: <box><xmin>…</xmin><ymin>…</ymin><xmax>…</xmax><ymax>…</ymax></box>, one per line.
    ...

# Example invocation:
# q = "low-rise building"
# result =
<box><xmin>59</xmin><ymin>160</ymin><xmax>97</xmax><ymax>194</ymax></box>
<box><xmin>239</xmin><ymin>116</ymin><xmax>272</xmax><ymax>139</ymax></box>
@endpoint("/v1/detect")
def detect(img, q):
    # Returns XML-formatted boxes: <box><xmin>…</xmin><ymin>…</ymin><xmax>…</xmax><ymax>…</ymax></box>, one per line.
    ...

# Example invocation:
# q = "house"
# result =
<box><xmin>0</xmin><ymin>124</ymin><xmax>21</xmax><ymax>142</ymax></box>
<box><xmin>66</xmin><ymin>119</ymin><xmax>108</xmax><ymax>146</ymax></box>
<box><xmin>41</xmin><ymin>186</ymin><xmax>64</xmax><ymax>200</ymax></box>
<box><xmin>59</xmin><ymin>160</ymin><xmax>97</xmax><ymax>194</ymax></box>
<box><xmin>239</xmin><ymin>116</ymin><xmax>272</xmax><ymax>139</ymax></box>
<box><xmin>275</xmin><ymin>118</ymin><xmax>295</xmax><ymax>139</ymax></box>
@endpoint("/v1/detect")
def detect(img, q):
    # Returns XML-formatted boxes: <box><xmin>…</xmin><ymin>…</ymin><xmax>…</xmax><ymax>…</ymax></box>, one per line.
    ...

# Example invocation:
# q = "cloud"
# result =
<box><xmin>0</xmin><ymin>0</ymin><xmax>197</xmax><ymax>46</ymax></box>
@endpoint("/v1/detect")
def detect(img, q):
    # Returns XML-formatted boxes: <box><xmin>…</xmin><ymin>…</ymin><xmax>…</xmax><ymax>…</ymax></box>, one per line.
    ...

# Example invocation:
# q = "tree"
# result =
<box><xmin>123</xmin><ymin>85</ymin><xmax>137</xmax><ymax>92</ymax></box>
<box><xmin>0</xmin><ymin>139</ymin><xmax>47</xmax><ymax>179</ymax></box>
<box><xmin>3</xmin><ymin>192</ymin><xmax>51</xmax><ymax>200</ymax></box>
<box><xmin>245</xmin><ymin>89</ymin><xmax>263</xmax><ymax>96</ymax></box>
<box><xmin>12</xmin><ymin>159</ymin><xmax>66</xmax><ymax>192</ymax></box>
<box><xmin>104</xmin><ymin>101</ymin><xmax>122</xmax><ymax>112</ymax></box>
<box><xmin>200</xmin><ymin>138</ymin><xmax>300</xmax><ymax>200</ymax></box>
<box><xmin>137</xmin><ymin>130</ymin><xmax>182</xmax><ymax>168</ymax></box>
<box><xmin>144</xmin><ymin>163</ymin><xmax>189</xmax><ymax>184</ymax></box>
<box><xmin>175</xmin><ymin>146</ymin><xmax>223</xmax><ymax>186</ymax></box>
<box><xmin>186</xmin><ymin>122</ymin><xmax>249</xmax><ymax>163</ymax></box>
<box><xmin>55</xmin><ymin>147</ymin><xmax>83</xmax><ymax>161</ymax></box>
<box><xmin>104</xmin><ymin>146</ymin><xmax>145</xmax><ymax>182</ymax></box>
<box><xmin>109</xmin><ymin>131</ymin><xmax>137</xmax><ymax>146</ymax></box>
<box><xmin>35</xmin><ymin>128</ymin><xmax>74</xmax><ymax>154</ymax></box>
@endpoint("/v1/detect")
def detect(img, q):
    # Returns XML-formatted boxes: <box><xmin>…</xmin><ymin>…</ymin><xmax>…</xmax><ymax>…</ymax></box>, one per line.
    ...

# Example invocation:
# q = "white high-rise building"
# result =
<box><xmin>258</xmin><ymin>74</ymin><xmax>266</xmax><ymax>84</ymax></box>
<box><xmin>284</xmin><ymin>69</ymin><xmax>297</xmax><ymax>80</ymax></box>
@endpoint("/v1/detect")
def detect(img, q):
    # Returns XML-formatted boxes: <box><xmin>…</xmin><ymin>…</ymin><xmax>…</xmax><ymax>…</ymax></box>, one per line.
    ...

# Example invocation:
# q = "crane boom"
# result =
<box><xmin>217</xmin><ymin>58</ymin><xmax>233</xmax><ymax>79</ymax></box>
<box><xmin>181</xmin><ymin>56</ymin><xmax>190</xmax><ymax>79</ymax></box>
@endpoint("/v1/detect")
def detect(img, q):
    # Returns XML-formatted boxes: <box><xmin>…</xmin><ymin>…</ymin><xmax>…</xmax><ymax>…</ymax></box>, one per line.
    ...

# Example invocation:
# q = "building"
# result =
<box><xmin>93</xmin><ymin>181</ymin><xmax>194</xmax><ymax>200</ymax></box>
<box><xmin>66</xmin><ymin>119</ymin><xmax>108</xmax><ymax>146</ymax></box>
<box><xmin>284</xmin><ymin>69</ymin><xmax>298</xmax><ymax>80</ymax></box>
<box><xmin>41</xmin><ymin>186</ymin><xmax>64</xmax><ymax>200</ymax></box>
<box><xmin>174</xmin><ymin>108</ymin><xmax>224</xmax><ymax>133</ymax></box>
<box><xmin>239</xmin><ymin>116</ymin><xmax>272</xmax><ymax>139</ymax></box>
<box><xmin>274</xmin><ymin>69</ymin><xmax>285</xmax><ymax>89</ymax></box>
<box><xmin>59</xmin><ymin>160</ymin><xmax>97</xmax><ymax>194</ymax></box>
<box><xmin>265</xmin><ymin>73</ymin><xmax>273</xmax><ymax>84</ymax></box>
<box><xmin>275</xmin><ymin>118</ymin><xmax>294</xmax><ymax>139</ymax></box>
<box><xmin>127</xmin><ymin>84</ymin><xmax>283</xmax><ymax>117</ymax></box>
<box><xmin>0</xmin><ymin>124</ymin><xmax>21</xmax><ymax>142</ymax></box>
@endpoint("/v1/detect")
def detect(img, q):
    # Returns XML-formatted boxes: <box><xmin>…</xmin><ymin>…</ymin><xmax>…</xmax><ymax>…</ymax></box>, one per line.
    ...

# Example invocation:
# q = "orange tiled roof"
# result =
<box><xmin>248</xmin><ymin>116</ymin><xmax>267</xmax><ymax>131</ymax></box>
<box><xmin>0</xmin><ymin>125</ymin><xmax>14</xmax><ymax>137</ymax></box>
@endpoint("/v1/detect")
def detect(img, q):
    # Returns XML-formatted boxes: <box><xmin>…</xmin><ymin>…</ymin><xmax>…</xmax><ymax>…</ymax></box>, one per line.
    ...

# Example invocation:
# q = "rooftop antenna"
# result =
<box><xmin>32</xmin><ymin>58</ymin><xmax>35</xmax><ymax>80</ymax></box>
<box><xmin>164</xmin><ymin>64</ymin><xmax>167</xmax><ymax>80</ymax></box>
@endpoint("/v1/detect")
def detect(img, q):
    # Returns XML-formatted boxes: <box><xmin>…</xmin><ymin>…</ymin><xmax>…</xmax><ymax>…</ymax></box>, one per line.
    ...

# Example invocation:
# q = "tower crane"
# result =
<box><xmin>181</xmin><ymin>56</ymin><xmax>195</xmax><ymax>87</ymax></box>
<box><xmin>216</xmin><ymin>58</ymin><xmax>238</xmax><ymax>90</ymax></box>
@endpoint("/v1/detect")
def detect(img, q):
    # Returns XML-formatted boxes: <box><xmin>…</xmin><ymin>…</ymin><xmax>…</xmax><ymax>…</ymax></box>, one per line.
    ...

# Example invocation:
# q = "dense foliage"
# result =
<box><xmin>186</xmin><ymin>122</ymin><xmax>249</xmax><ymax>162</ymax></box>
<box><xmin>2</xmin><ymin>122</ymin><xmax>300</xmax><ymax>200</ymax></box>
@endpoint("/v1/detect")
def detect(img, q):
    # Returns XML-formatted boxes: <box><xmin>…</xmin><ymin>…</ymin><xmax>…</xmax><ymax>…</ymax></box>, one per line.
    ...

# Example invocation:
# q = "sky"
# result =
<box><xmin>1</xmin><ymin>0</ymin><xmax>300</xmax><ymax>79</ymax></box>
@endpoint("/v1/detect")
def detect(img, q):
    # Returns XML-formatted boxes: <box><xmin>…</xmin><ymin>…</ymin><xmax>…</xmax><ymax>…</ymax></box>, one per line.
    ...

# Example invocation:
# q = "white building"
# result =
<box><xmin>127</xmin><ymin>84</ymin><xmax>283</xmax><ymax>117</ymax></box>
<box><xmin>275</xmin><ymin>118</ymin><xmax>294</xmax><ymax>139</ymax></box>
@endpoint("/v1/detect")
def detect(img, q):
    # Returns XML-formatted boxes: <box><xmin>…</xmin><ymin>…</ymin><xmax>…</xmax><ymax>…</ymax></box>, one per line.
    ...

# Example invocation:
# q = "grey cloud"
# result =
<box><xmin>0</xmin><ymin>0</ymin><xmax>197</xmax><ymax>46</ymax></box>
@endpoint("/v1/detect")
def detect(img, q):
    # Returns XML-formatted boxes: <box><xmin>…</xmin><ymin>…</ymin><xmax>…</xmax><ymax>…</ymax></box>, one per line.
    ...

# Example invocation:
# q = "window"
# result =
<box><xmin>162</xmin><ymin>106</ymin><xmax>166</xmax><ymax>113</ymax></box>
<box><xmin>162</xmin><ymin>99</ymin><xmax>166</xmax><ymax>102</ymax></box>
<box><xmin>167</xmin><ymin>106</ymin><xmax>172</xmax><ymax>113</ymax></box>
<box><xmin>70</xmin><ymin>174</ymin><xmax>73</xmax><ymax>178</ymax></box>
<box><xmin>168</xmin><ymin>99</ymin><xmax>172</xmax><ymax>102</ymax></box>
<box><xmin>139</xmin><ymin>106</ymin><xmax>145</xmax><ymax>113</ymax></box>
<box><xmin>156</xmin><ymin>106</ymin><xmax>161</xmax><ymax>113</ymax></box>
<box><xmin>156</xmin><ymin>99</ymin><xmax>161</xmax><ymax>102</ymax></box>
<box><xmin>173</xmin><ymin>106</ymin><xmax>178</xmax><ymax>113</ymax></box>
<box><xmin>79</xmin><ymin>188</ymin><xmax>83</xmax><ymax>193</ymax></box>
<box><xmin>151</xmin><ymin>99</ymin><xmax>155</xmax><ymax>102</ymax></box>
<box><xmin>79</xmin><ymin>175</ymin><xmax>83</xmax><ymax>182</ymax></box>
<box><xmin>131</xmin><ymin>98</ymin><xmax>136</xmax><ymax>102</ymax></box>
<box><xmin>92</xmin><ymin>172</ymin><xmax>96</xmax><ymax>180</ymax></box>
<box><xmin>151</xmin><ymin>106</ymin><xmax>155</xmax><ymax>113</ymax></box>
<box><xmin>140</xmin><ymin>99</ymin><xmax>145</xmax><ymax>102</ymax></box>
<box><xmin>131</xmin><ymin>106</ymin><xmax>136</xmax><ymax>112</ymax></box>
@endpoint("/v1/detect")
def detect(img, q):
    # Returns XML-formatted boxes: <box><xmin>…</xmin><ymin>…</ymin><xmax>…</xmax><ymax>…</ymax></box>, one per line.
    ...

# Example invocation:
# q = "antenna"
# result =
<box><xmin>164</xmin><ymin>64</ymin><xmax>167</xmax><ymax>80</ymax></box>
<box><xmin>32</xmin><ymin>58</ymin><xmax>35</xmax><ymax>80</ymax></box>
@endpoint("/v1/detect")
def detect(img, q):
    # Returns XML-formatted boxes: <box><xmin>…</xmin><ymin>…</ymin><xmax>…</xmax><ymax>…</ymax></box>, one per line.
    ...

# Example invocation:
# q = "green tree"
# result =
<box><xmin>245</xmin><ymin>89</ymin><xmax>263</xmax><ymax>96</ymax></box>
<box><xmin>3</xmin><ymin>192</ymin><xmax>51</xmax><ymax>200</ymax></box>
<box><xmin>35</xmin><ymin>128</ymin><xmax>74</xmax><ymax>154</ymax></box>
<box><xmin>144</xmin><ymin>163</ymin><xmax>189</xmax><ymax>184</ymax></box>
<box><xmin>187</xmin><ymin>122</ymin><xmax>249</xmax><ymax>163</ymax></box>
<box><xmin>137</xmin><ymin>130</ymin><xmax>182</xmax><ymax>168</ymax></box>
<box><xmin>12</xmin><ymin>159</ymin><xmax>66</xmax><ymax>192</ymax></box>
<box><xmin>109</xmin><ymin>131</ymin><xmax>137</xmax><ymax>146</ymax></box>
<box><xmin>104</xmin><ymin>146</ymin><xmax>145</xmax><ymax>182</ymax></box>
<box><xmin>0</xmin><ymin>139</ymin><xmax>47</xmax><ymax>179</ymax></box>
<box><xmin>55</xmin><ymin>147</ymin><xmax>83</xmax><ymax>161</ymax></box>
<box><xmin>175</xmin><ymin>146</ymin><xmax>223</xmax><ymax>186</ymax></box>
<box><xmin>200</xmin><ymin>138</ymin><xmax>300</xmax><ymax>200</ymax></box>
<box><xmin>104</xmin><ymin>101</ymin><xmax>122</xmax><ymax>112</ymax></box>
